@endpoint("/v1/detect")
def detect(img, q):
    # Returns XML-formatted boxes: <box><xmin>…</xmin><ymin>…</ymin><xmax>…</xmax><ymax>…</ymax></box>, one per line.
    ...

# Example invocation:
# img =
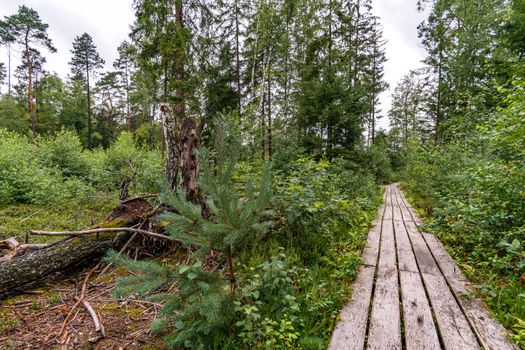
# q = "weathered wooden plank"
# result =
<box><xmin>367</xmin><ymin>267</ymin><xmax>401</xmax><ymax>350</ymax></box>
<box><xmin>424</xmin><ymin>234</ymin><xmax>519</xmax><ymax>350</ymax></box>
<box><xmin>399</xmin><ymin>270</ymin><xmax>441</xmax><ymax>350</ymax></box>
<box><xmin>393</xmin><ymin>201</ymin><xmax>404</xmax><ymax>222</ymax></box>
<box><xmin>421</xmin><ymin>272</ymin><xmax>480</xmax><ymax>350</ymax></box>
<box><xmin>394</xmin><ymin>187</ymin><xmax>480</xmax><ymax>349</ymax></box>
<box><xmin>367</xmin><ymin>218</ymin><xmax>401</xmax><ymax>350</ymax></box>
<box><xmin>403</xmin><ymin>220</ymin><xmax>441</xmax><ymax>276</ymax></box>
<box><xmin>395</xmin><ymin>186</ymin><xmax>422</xmax><ymax>225</ymax></box>
<box><xmin>329</xmin><ymin>265</ymin><xmax>375</xmax><ymax>350</ymax></box>
<box><xmin>394</xmin><ymin>220</ymin><xmax>419</xmax><ymax>273</ymax></box>
<box><xmin>362</xmin><ymin>221</ymin><xmax>381</xmax><ymax>266</ymax></box>
<box><xmin>422</xmin><ymin>233</ymin><xmax>471</xmax><ymax>294</ymax></box>
<box><xmin>392</xmin><ymin>186</ymin><xmax>415</xmax><ymax>223</ymax></box>
<box><xmin>383</xmin><ymin>186</ymin><xmax>394</xmax><ymax>221</ymax></box>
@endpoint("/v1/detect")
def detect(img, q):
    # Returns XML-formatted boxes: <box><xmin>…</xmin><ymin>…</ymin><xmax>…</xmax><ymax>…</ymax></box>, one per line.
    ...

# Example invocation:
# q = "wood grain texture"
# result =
<box><xmin>330</xmin><ymin>184</ymin><xmax>519</xmax><ymax>350</ymax></box>
<box><xmin>400</xmin><ymin>270</ymin><xmax>441</xmax><ymax>350</ymax></box>
<box><xmin>421</xmin><ymin>272</ymin><xmax>480</xmax><ymax>350</ymax></box>
<box><xmin>394</xmin><ymin>220</ymin><xmax>419</xmax><ymax>273</ymax></box>
<box><xmin>423</xmin><ymin>234</ymin><xmax>519</xmax><ymax>350</ymax></box>
<box><xmin>367</xmin><ymin>198</ymin><xmax>401</xmax><ymax>350</ymax></box>
<box><xmin>362</xmin><ymin>221</ymin><xmax>381</xmax><ymax>266</ymax></box>
<box><xmin>329</xmin><ymin>265</ymin><xmax>375</xmax><ymax>350</ymax></box>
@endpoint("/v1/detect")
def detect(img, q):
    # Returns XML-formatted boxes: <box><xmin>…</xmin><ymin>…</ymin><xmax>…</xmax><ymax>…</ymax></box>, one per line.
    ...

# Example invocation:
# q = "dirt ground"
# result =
<box><xmin>0</xmin><ymin>266</ymin><xmax>164</xmax><ymax>350</ymax></box>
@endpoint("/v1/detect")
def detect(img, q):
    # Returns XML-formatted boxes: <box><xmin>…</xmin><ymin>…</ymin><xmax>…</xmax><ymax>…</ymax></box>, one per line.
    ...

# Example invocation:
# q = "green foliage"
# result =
<box><xmin>401</xmin><ymin>78</ymin><xmax>525</xmax><ymax>347</ymax></box>
<box><xmin>0</xmin><ymin>129</ymin><xmax>93</xmax><ymax>205</ymax></box>
<box><xmin>0</xmin><ymin>196</ymin><xmax>117</xmax><ymax>242</ymax></box>
<box><xmin>234</xmin><ymin>249</ymin><xmax>301</xmax><ymax>349</ymax></box>
<box><xmin>37</xmin><ymin>129</ymin><xmax>89</xmax><ymax>178</ymax></box>
<box><xmin>0</xmin><ymin>129</ymin><xmax>162</xmax><ymax>205</ymax></box>
<box><xmin>513</xmin><ymin>317</ymin><xmax>525</xmax><ymax>349</ymax></box>
<box><xmin>108</xmin><ymin>252</ymin><xmax>234</xmax><ymax>349</ymax></box>
<box><xmin>89</xmin><ymin>132</ymin><xmax>163</xmax><ymax>193</ymax></box>
<box><xmin>0</xmin><ymin>95</ymin><xmax>28</xmax><ymax>134</ymax></box>
<box><xmin>110</xmin><ymin>118</ymin><xmax>275</xmax><ymax>349</ymax></box>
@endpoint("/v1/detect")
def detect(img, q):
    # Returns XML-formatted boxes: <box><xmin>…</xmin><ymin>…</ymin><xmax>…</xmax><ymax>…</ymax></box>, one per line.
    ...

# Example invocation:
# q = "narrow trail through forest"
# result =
<box><xmin>329</xmin><ymin>184</ymin><xmax>518</xmax><ymax>350</ymax></box>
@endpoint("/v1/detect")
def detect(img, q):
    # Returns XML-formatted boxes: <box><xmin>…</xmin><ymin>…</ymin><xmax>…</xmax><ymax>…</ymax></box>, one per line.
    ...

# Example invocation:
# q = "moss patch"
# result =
<box><xmin>0</xmin><ymin>194</ymin><xmax>118</xmax><ymax>243</ymax></box>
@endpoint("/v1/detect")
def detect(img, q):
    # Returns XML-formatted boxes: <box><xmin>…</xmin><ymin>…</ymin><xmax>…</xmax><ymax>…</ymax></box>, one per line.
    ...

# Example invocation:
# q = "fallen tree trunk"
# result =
<box><xmin>0</xmin><ymin>233</ymin><xmax>129</xmax><ymax>299</ymax></box>
<box><xmin>0</xmin><ymin>198</ymin><xmax>155</xmax><ymax>299</ymax></box>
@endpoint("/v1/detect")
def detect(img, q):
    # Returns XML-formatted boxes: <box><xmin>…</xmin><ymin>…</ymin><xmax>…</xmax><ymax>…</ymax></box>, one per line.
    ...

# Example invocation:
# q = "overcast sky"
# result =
<box><xmin>0</xmin><ymin>0</ymin><xmax>427</xmax><ymax>129</ymax></box>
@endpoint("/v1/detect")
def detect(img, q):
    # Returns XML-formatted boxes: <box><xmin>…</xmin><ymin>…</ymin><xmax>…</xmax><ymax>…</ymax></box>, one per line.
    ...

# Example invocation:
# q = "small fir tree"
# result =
<box><xmin>108</xmin><ymin>115</ymin><xmax>273</xmax><ymax>349</ymax></box>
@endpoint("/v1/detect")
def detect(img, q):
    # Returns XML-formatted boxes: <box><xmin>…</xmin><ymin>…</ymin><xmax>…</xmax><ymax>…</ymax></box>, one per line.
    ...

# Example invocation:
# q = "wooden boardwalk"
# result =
<box><xmin>329</xmin><ymin>184</ymin><xmax>518</xmax><ymax>350</ymax></box>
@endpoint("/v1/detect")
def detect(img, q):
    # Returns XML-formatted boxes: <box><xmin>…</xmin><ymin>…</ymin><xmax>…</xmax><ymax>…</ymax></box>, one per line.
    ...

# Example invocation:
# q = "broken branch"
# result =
<box><xmin>82</xmin><ymin>299</ymin><xmax>105</xmax><ymax>337</ymax></box>
<box><xmin>30</xmin><ymin>228</ymin><xmax>173</xmax><ymax>241</ymax></box>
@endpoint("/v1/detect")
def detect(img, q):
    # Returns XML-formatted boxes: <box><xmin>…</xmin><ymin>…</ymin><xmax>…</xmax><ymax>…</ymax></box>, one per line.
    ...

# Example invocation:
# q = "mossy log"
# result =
<box><xmin>0</xmin><ymin>198</ymin><xmax>153</xmax><ymax>299</ymax></box>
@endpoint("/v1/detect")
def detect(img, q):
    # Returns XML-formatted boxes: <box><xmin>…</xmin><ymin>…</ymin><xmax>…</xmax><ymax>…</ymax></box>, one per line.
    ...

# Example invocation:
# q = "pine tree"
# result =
<box><xmin>109</xmin><ymin>116</ymin><xmax>274</xmax><ymax>349</ymax></box>
<box><xmin>0</xmin><ymin>5</ymin><xmax>56</xmax><ymax>139</ymax></box>
<box><xmin>69</xmin><ymin>32</ymin><xmax>105</xmax><ymax>149</ymax></box>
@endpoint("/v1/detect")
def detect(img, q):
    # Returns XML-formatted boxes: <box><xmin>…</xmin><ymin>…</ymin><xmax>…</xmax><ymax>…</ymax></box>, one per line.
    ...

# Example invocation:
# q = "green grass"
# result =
<box><xmin>0</xmin><ymin>193</ymin><xmax>119</xmax><ymax>243</ymax></box>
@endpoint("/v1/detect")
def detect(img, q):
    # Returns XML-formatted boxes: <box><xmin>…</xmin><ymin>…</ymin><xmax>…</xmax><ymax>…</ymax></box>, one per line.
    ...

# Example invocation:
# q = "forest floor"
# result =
<box><xmin>0</xmin><ymin>196</ymin><xmax>166</xmax><ymax>349</ymax></box>
<box><xmin>0</xmin><ymin>263</ymin><xmax>162</xmax><ymax>349</ymax></box>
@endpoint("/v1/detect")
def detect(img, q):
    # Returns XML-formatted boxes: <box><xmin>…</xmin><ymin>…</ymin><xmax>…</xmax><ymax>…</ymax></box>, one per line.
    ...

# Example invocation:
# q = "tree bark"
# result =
<box><xmin>160</xmin><ymin>103</ymin><xmax>180</xmax><ymax>191</ymax></box>
<box><xmin>86</xmin><ymin>60</ymin><xmax>92</xmax><ymax>149</ymax></box>
<box><xmin>267</xmin><ymin>61</ymin><xmax>272</xmax><ymax>160</ymax></box>
<box><xmin>435</xmin><ymin>51</ymin><xmax>443</xmax><ymax>143</ymax></box>
<box><xmin>0</xmin><ymin>232</ymin><xmax>129</xmax><ymax>299</ymax></box>
<box><xmin>25</xmin><ymin>29</ymin><xmax>35</xmax><ymax>140</ymax></box>
<box><xmin>234</xmin><ymin>0</ymin><xmax>242</xmax><ymax>117</ymax></box>
<box><xmin>7</xmin><ymin>44</ymin><xmax>11</xmax><ymax>95</ymax></box>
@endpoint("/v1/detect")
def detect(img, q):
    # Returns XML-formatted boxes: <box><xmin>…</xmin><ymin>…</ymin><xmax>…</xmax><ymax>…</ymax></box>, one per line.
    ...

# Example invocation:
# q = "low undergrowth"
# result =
<box><xmin>0</xmin><ymin>195</ymin><xmax>118</xmax><ymax>243</ymax></box>
<box><xmin>110</xmin><ymin>157</ymin><xmax>380</xmax><ymax>349</ymax></box>
<box><xmin>0</xmin><ymin>129</ymin><xmax>162</xmax><ymax>206</ymax></box>
<box><xmin>402</xmin><ymin>144</ymin><xmax>525</xmax><ymax>349</ymax></box>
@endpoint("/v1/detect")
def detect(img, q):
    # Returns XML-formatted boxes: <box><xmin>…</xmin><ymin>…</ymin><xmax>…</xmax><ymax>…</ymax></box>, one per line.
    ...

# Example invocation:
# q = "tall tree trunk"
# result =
<box><xmin>261</xmin><ymin>88</ymin><xmax>266</xmax><ymax>161</ymax></box>
<box><xmin>371</xmin><ymin>42</ymin><xmax>377</xmax><ymax>144</ymax></box>
<box><xmin>161</xmin><ymin>103</ymin><xmax>179</xmax><ymax>192</ymax></box>
<box><xmin>125</xmin><ymin>63</ymin><xmax>132</xmax><ymax>132</ymax></box>
<box><xmin>234</xmin><ymin>0</ymin><xmax>242</xmax><ymax>117</ymax></box>
<box><xmin>25</xmin><ymin>31</ymin><xmax>35</xmax><ymax>140</ymax></box>
<box><xmin>327</xmin><ymin>0</ymin><xmax>333</xmax><ymax>156</ymax></box>
<box><xmin>353</xmin><ymin>0</ymin><xmax>361</xmax><ymax>87</ymax></box>
<box><xmin>7</xmin><ymin>44</ymin><xmax>11</xmax><ymax>95</ymax></box>
<box><xmin>149</xmin><ymin>104</ymin><xmax>155</xmax><ymax>149</ymax></box>
<box><xmin>267</xmin><ymin>60</ymin><xmax>272</xmax><ymax>160</ymax></box>
<box><xmin>257</xmin><ymin>49</ymin><xmax>271</xmax><ymax>161</ymax></box>
<box><xmin>435</xmin><ymin>51</ymin><xmax>442</xmax><ymax>143</ymax></box>
<box><xmin>86</xmin><ymin>63</ymin><xmax>92</xmax><ymax>150</ymax></box>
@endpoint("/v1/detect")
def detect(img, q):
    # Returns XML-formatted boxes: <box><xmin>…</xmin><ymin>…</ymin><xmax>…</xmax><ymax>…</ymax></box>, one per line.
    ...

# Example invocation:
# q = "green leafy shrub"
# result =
<box><xmin>37</xmin><ymin>129</ymin><xmax>89</xmax><ymax>178</ymax></box>
<box><xmin>401</xmin><ymin>78</ymin><xmax>525</xmax><ymax>342</ymax></box>
<box><xmin>0</xmin><ymin>129</ymin><xmax>93</xmax><ymax>205</ymax></box>
<box><xmin>88</xmin><ymin>132</ymin><xmax>163</xmax><ymax>193</ymax></box>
